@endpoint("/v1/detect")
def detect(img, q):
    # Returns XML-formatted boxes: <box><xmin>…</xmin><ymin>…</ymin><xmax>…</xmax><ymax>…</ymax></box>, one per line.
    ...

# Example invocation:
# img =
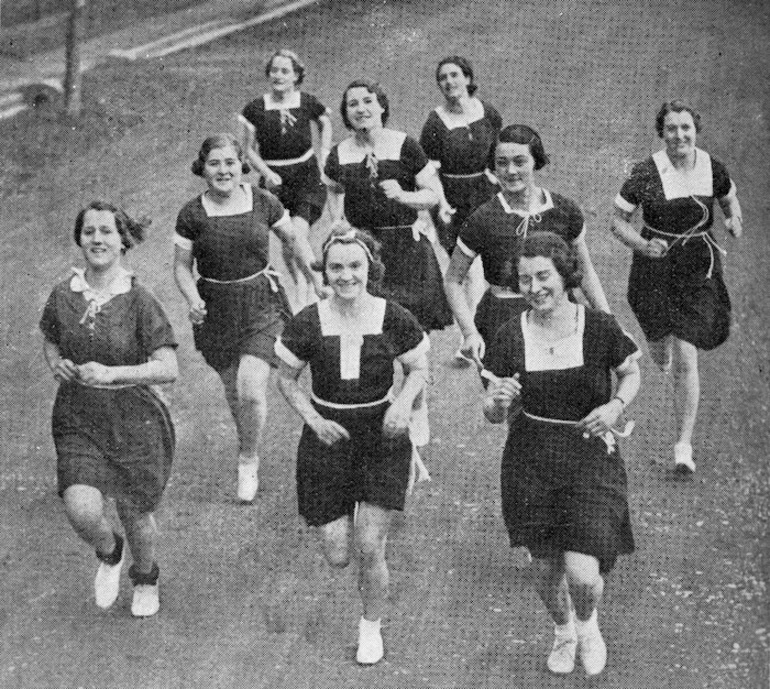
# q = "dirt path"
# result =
<box><xmin>0</xmin><ymin>0</ymin><xmax>767</xmax><ymax>687</ymax></box>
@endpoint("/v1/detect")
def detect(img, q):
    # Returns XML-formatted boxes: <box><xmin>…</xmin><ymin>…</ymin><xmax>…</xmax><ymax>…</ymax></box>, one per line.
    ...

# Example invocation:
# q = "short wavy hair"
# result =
<box><xmin>340</xmin><ymin>80</ymin><xmax>389</xmax><ymax>130</ymax></box>
<box><xmin>265</xmin><ymin>48</ymin><xmax>305</xmax><ymax>86</ymax></box>
<box><xmin>494</xmin><ymin>124</ymin><xmax>550</xmax><ymax>170</ymax></box>
<box><xmin>518</xmin><ymin>231</ymin><xmax>582</xmax><ymax>289</ymax></box>
<box><xmin>315</xmin><ymin>225</ymin><xmax>385</xmax><ymax>288</ymax></box>
<box><xmin>191</xmin><ymin>133</ymin><xmax>250</xmax><ymax>177</ymax></box>
<box><xmin>435</xmin><ymin>55</ymin><xmax>478</xmax><ymax>96</ymax></box>
<box><xmin>655</xmin><ymin>100</ymin><xmax>701</xmax><ymax>137</ymax></box>
<box><xmin>73</xmin><ymin>201</ymin><xmax>149</xmax><ymax>253</ymax></box>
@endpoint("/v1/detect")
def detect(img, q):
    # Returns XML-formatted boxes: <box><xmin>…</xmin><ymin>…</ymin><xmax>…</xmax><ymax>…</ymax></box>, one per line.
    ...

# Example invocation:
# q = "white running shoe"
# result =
<box><xmin>131</xmin><ymin>583</ymin><xmax>160</xmax><ymax>617</ymax></box>
<box><xmin>130</xmin><ymin>564</ymin><xmax>160</xmax><ymax>618</ymax></box>
<box><xmin>578</xmin><ymin>622</ymin><xmax>607</xmax><ymax>676</ymax></box>
<box><xmin>237</xmin><ymin>462</ymin><xmax>259</xmax><ymax>502</ymax></box>
<box><xmin>674</xmin><ymin>442</ymin><xmax>696</xmax><ymax>474</ymax></box>
<box><xmin>356</xmin><ymin>617</ymin><xmax>384</xmax><ymax>665</ymax></box>
<box><xmin>547</xmin><ymin>632</ymin><xmax>577</xmax><ymax>674</ymax></box>
<box><xmin>94</xmin><ymin>535</ymin><xmax>124</xmax><ymax>609</ymax></box>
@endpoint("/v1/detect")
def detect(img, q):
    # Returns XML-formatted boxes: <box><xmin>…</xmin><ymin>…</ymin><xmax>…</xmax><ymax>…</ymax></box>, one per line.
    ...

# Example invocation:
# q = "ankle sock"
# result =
<box><xmin>96</xmin><ymin>533</ymin><xmax>123</xmax><ymax>565</ymax></box>
<box><xmin>128</xmin><ymin>562</ymin><xmax>159</xmax><ymax>586</ymax></box>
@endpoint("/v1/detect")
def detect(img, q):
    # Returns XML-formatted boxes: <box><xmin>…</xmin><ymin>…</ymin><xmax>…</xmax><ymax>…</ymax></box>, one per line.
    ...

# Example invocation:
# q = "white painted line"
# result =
<box><xmin>0</xmin><ymin>103</ymin><xmax>28</xmax><ymax>121</ymax></box>
<box><xmin>111</xmin><ymin>0</ymin><xmax>321</xmax><ymax>61</ymax></box>
<box><xmin>0</xmin><ymin>91</ymin><xmax>24</xmax><ymax>109</ymax></box>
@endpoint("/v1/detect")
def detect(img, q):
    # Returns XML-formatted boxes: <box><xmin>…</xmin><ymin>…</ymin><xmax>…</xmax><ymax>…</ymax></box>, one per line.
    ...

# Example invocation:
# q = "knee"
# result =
<box><xmin>673</xmin><ymin>346</ymin><xmax>698</xmax><ymax>376</ymax></box>
<box><xmin>325</xmin><ymin>546</ymin><xmax>350</xmax><ymax>569</ymax></box>
<box><xmin>565</xmin><ymin>558</ymin><xmax>601</xmax><ymax>591</ymax></box>
<box><xmin>63</xmin><ymin>487</ymin><xmax>102</xmax><ymax>527</ymax></box>
<box><xmin>357</xmin><ymin>538</ymin><xmax>386</xmax><ymax>567</ymax></box>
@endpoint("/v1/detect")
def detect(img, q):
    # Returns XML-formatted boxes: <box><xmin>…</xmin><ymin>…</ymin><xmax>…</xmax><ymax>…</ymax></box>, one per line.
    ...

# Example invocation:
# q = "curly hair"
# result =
<box><xmin>265</xmin><ymin>48</ymin><xmax>305</xmax><ymax>86</ymax></box>
<box><xmin>340</xmin><ymin>80</ymin><xmax>389</xmax><ymax>129</ymax></box>
<box><xmin>518</xmin><ymin>231</ymin><xmax>582</xmax><ymax>289</ymax></box>
<box><xmin>315</xmin><ymin>225</ymin><xmax>385</xmax><ymax>288</ymax></box>
<box><xmin>191</xmin><ymin>133</ymin><xmax>250</xmax><ymax>177</ymax></box>
<box><xmin>73</xmin><ymin>201</ymin><xmax>149</xmax><ymax>253</ymax></box>
<box><xmin>655</xmin><ymin>100</ymin><xmax>701</xmax><ymax>137</ymax></box>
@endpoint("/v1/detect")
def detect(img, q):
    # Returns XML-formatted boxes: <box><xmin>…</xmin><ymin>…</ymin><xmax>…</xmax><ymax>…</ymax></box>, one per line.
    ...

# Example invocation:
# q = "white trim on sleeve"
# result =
<box><xmin>614</xmin><ymin>348</ymin><xmax>642</xmax><ymax>374</ymax></box>
<box><xmin>274</xmin><ymin>338</ymin><xmax>305</xmax><ymax>369</ymax></box>
<box><xmin>272</xmin><ymin>209</ymin><xmax>292</xmax><ymax>229</ymax></box>
<box><xmin>456</xmin><ymin>237</ymin><xmax>478</xmax><ymax>258</ymax></box>
<box><xmin>174</xmin><ymin>233</ymin><xmax>193</xmax><ymax>251</ymax></box>
<box><xmin>397</xmin><ymin>333</ymin><xmax>430</xmax><ymax>366</ymax></box>
<box><xmin>614</xmin><ymin>193</ymin><xmax>637</xmax><ymax>213</ymax></box>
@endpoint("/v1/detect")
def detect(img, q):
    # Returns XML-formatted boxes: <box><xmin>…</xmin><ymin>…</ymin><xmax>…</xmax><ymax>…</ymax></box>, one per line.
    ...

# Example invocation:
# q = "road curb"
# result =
<box><xmin>0</xmin><ymin>0</ymin><xmax>323</xmax><ymax>121</ymax></box>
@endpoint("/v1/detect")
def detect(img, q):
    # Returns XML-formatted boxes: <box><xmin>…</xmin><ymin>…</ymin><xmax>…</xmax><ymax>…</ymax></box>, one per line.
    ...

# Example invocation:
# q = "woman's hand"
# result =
<box><xmin>725</xmin><ymin>216</ymin><xmax>743</xmax><ymax>238</ymax></box>
<box><xmin>53</xmin><ymin>358</ymin><xmax>79</xmax><ymax>382</ymax></box>
<box><xmin>640</xmin><ymin>238</ymin><xmax>668</xmax><ymax>258</ymax></box>
<box><xmin>489</xmin><ymin>374</ymin><xmax>521</xmax><ymax>409</ymax></box>
<box><xmin>188</xmin><ymin>300</ymin><xmax>207</xmax><ymax>325</ymax></box>
<box><xmin>382</xmin><ymin>399</ymin><xmax>411</xmax><ymax>438</ymax></box>
<box><xmin>77</xmin><ymin>362</ymin><xmax>115</xmax><ymax>386</ymax></box>
<box><xmin>379</xmin><ymin>179</ymin><xmax>405</xmax><ymax>203</ymax></box>
<box><xmin>579</xmin><ymin>398</ymin><xmax>623</xmax><ymax>438</ymax></box>
<box><xmin>264</xmin><ymin>170</ymin><xmax>282</xmax><ymax>189</ymax></box>
<box><xmin>438</xmin><ymin>202</ymin><xmax>456</xmax><ymax>226</ymax></box>
<box><xmin>308</xmin><ymin>416</ymin><xmax>351</xmax><ymax>446</ymax></box>
<box><xmin>461</xmin><ymin>331</ymin><xmax>486</xmax><ymax>363</ymax></box>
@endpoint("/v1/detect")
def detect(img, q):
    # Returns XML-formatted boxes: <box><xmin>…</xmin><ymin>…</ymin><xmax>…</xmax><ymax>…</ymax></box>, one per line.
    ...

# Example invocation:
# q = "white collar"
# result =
<box><xmin>497</xmin><ymin>189</ymin><xmax>554</xmax><ymax>216</ymax></box>
<box><xmin>434</xmin><ymin>99</ymin><xmax>485</xmax><ymax>130</ymax></box>
<box><xmin>337</xmin><ymin>130</ymin><xmax>407</xmax><ymax>164</ymax></box>
<box><xmin>318</xmin><ymin>296</ymin><xmax>386</xmax><ymax>336</ymax></box>
<box><xmin>70</xmin><ymin>266</ymin><xmax>133</xmax><ymax>306</ymax></box>
<box><xmin>201</xmin><ymin>183</ymin><xmax>253</xmax><ymax>217</ymax></box>
<box><xmin>264</xmin><ymin>91</ymin><xmax>301</xmax><ymax>110</ymax></box>
<box><xmin>652</xmin><ymin>148</ymin><xmax>713</xmax><ymax>199</ymax></box>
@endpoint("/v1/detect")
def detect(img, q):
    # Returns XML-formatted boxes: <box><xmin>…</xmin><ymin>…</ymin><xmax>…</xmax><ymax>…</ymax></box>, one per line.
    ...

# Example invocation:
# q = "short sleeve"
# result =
<box><xmin>263</xmin><ymin>188</ymin><xmax>288</xmax><ymax>228</ymax></box>
<box><xmin>616</xmin><ymin>160</ymin><xmax>648</xmax><ymax>210</ymax></box>
<box><xmin>136</xmin><ymin>288</ymin><xmax>177</xmax><ymax>357</ymax></box>
<box><xmin>483</xmin><ymin>319</ymin><xmax>519</xmax><ymax>380</ymax></box>
<box><xmin>419</xmin><ymin>112</ymin><xmax>442</xmax><ymax>162</ymax></box>
<box><xmin>241</xmin><ymin>98</ymin><xmax>261</xmax><ymax>128</ymax></box>
<box><xmin>485</xmin><ymin>103</ymin><xmax>503</xmax><ymax>133</ymax></box>
<box><xmin>324</xmin><ymin>145</ymin><xmax>341</xmax><ymax>185</ymax></box>
<box><xmin>304</xmin><ymin>93</ymin><xmax>327</xmax><ymax>121</ymax></box>
<box><xmin>175</xmin><ymin>201</ymin><xmax>200</xmax><ymax>248</ymax></box>
<box><xmin>39</xmin><ymin>289</ymin><xmax>60</xmax><ymax>345</ymax></box>
<box><xmin>602</xmin><ymin>313</ymin><xmax>641</xmax><ymax>371</ymax></box>
<box><xmin>457</xmin><ymin>205</ymin><xmax>486</xmax><ymax>257</ymax></box>
<box><xmin>275</xmin><ymin>307</ymin><xmax>318</xmax><ymax>368</ymax></box>
<box><xmin>387</xmin><ymin>303</ymin><xmax>428</xmax><ymax>363</ymax></box>
<box><xmin>712</xmin><ymin>157</ymin><xmax>732</xmax><ymax>199</ymax></box>
<box><xmin>560</xmin><ymin>195</ymin><xmax>585</xmax><ymax>243</ymax></box>
<box><xmin>400</xmin><ymin>136</ymin><xmax>430</xmax><ymax>176</ymax></box>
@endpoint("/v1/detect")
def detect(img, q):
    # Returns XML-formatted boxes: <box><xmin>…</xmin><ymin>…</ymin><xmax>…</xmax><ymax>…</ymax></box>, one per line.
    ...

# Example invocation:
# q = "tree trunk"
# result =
<box><xmin>63</xmin><ymin>0</ymin><xmax>85</xmax><ymax>116</ymax></box>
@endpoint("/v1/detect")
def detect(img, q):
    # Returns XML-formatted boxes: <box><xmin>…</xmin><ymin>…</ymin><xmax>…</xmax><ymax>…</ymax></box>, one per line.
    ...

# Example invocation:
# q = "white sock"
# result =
<box><xmin>238</xmin><ymin>455</ymin><xmax>259</xmax><ymax>470</ymax></box>
<box><xmin>554</xmin><ymin>611</ymin><xmax>576</xmax><ymax>637</ymax></box>
<box><xmin>575</xmin><ymin>609</ymin><xmax>598</xmax><ymax>638</ymax></box>
<box><xmin>359</xmin><ymin>616</ymin><xmax>381</xmax><ymax>635</ymax></box>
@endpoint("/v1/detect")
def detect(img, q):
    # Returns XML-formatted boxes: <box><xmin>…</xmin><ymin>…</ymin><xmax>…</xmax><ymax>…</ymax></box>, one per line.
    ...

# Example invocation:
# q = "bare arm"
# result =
<box><xmin>77</xmin><ymin>346</ymin><xmax>178</xmax><ymax>386</ymax></box>
<box><xmin>173</xmin><ymin>245</ymin><xmax>207</xmax><ymax>324</ymax></box>
<box><xmin>238</xmin><ymin>114</ymin><xmax>281</xmax><ymax>187</ymax></box>
<box><xmin>276</xmin><ymin>361</ymin><xmax>350</xmax><ymax>445</ymax></box>
<box><xmin>444</xmin><ymin>247</ymin><xmax>485</xmax><ymax>360</ymax></box>
<box><xmin>325</xmin><ymin>184</ymin><xmax>346</xmax><ymax>228</ymax></box>
<box><xmin>313</xmin><ymin>113</ymin><xmax>333</xmax><ymax>172</ymax></box>
<box><xmin>572</xmin><ymin>231</ymin><xmax>611</xmax><ymax>313</ymax></box>
<box><xmin>610</xmin><ymin>206</ymin><xmax>667</xmax><ymax>258</ymax></box>
<box><xmin>483</xmin><ymin>374</ymin><xmax>521</xmax><ymax>424</ymax></box>
<box><xmin>271</xmin><ymin>219</ymin><xmax>324</xmax><ymax>297</ymax></box>
<box><xmin>580</xmin><ymin>357</ymin><xmax>641</xmax><ymax>436</ymax></box>
<box><xmin>718</xmin><ymin>183</ymin><xmax>743</xmax><ymax>238</ymax></box>
<box><xmin>379</xmin><ymin>165</ymin><xmax>439</xmax><ymax>211</ymax></box>
<box><xmin>383</xmin><ymin>350</ymin><xmax>429</xmax><ymax>436</ymax></box>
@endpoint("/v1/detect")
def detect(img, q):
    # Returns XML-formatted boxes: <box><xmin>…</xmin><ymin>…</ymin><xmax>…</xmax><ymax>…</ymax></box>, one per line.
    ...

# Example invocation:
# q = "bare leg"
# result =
<box><xmin>116</xmin><ymin>500</ymin><xmax>156</xmax><ymax>573</ymax></box>
<box><xmin>648</xmin><ymin>335</ymin><xmax>673</xmax><ymax>372</ymax></box>
<box><xmin>531</xmin><ymin>556</ymin><xmax>572</xmax><ymax>625</ymax></box>
<box><xmin>354</xmin><ymin>502</ymin><xmax>392</xmax><ymax>621</ymax></box>
<box><xmin>564</xmin><ymin>552</ymin><xmax>603</xmax><ymax>621</ymax></box>
<box><xmin>672</xmin><ymin>337</ymin><xmax>699</xmax><ymax>447</ymax></box>
<box><xmin>319</xmin><ymin>514</ymin><xmax>353</xmax><ymax>570</ymax></box>
<box><xmin>63</xmin><ymin>485</ymin><xmax>115</xmax><ymax>555</ymax></box>
<box><xmin>285</xmin><ymin>216</ymin><xmax>310</xmax><ymax>310</ymax></box>
<box><xmin>464</xmin><ymin>255</ymin><xmax>486</xmax><ymax>315</ymax></box>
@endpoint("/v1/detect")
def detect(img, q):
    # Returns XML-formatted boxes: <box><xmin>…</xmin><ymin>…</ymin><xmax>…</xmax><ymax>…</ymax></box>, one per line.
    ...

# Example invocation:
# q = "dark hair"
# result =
<box><xmin>265</xmin><ymin>48</ymin><xmax>305</xmax><ymax>86</ymax></box>
<box><xmin>340</xmin><ymin>80</ymin><xmax>389</xmax><ymax>129</ymax></box>
<box><xmin>494</xmin><ymin>124</ymin><xmax>549</xmax><ymax>170</ymax></box>
<box><xmin>435</xmin><ymin>55</ymin><xmax>478</xmax><ymax>96</ymax></box>
<box><xmin>518</xmin><ymin>231</ymin><xmax>582</xmax><ymax>289</ymax></box>
<box><xmin>191</xmin><ymin>133</ymin><xmax>250</xmax><ymax>176</ymax></box>
<box><xmin>74</xmin><ymin>201</ymin><xmax>149</xmax><ymax>253</ymax></box>
<box><xmin>655</xmin><ymin>100</ymin><xmax>701</xmax><ymax>137</ymax></box>
<box><xmin>314</xmin><ymin>225</ymin><xmax>385</xmax><ymax>288</ymax></box>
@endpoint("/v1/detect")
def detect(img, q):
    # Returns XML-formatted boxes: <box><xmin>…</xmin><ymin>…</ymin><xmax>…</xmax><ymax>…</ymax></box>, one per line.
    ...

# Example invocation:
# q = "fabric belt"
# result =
<box><xmin>264</xmin><ymin>149</ymin><xmax>314</xmax><ymax>167</ymax></box>
<box><xmin>200</xmin><ymin>265</ymin><xmax>281</xmax><ymax>292</ymax></box>
<box><xmin>522</xmin><ymin>410</ymin><xmax>634</xmax><ymax>454</ymax></box>
<box><xmin>488</xmin><ymin>284</ymin><xmax>524</xmax><ymax>299</ymax></box>
<box><xmin>375</xmin><ymin>216</ymin><xmax>435</xmax><ymax>244</ymax></box>
<box><xmin>311</xmin><ymin>388</ymin><xmax>393</xmax><ymax>410</ymax></box>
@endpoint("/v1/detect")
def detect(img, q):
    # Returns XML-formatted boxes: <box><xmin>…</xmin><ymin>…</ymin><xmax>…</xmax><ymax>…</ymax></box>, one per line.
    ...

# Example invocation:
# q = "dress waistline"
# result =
<box><xmin>522</xmin><ymin>410</ymin><xmax>634</xmax><ymax>454</ymax></box>
<box><xmin>264</xmin><ymin>149</ymin><xmax>314</xmax><ymax>166</ymax></box>
<box><xmin>200</xmin><ymin>265</ymin><xmax>281</xmax><ymax>292</ymax></box>
<box><xmin>488</xmin><ymin>284</ymin><xmax>524</xmax><ymax>299</ymax></box>
<box><xmin>311</xmin><ymin>388</ymin><xmax>393</xmax><ymax>410</ymax></box>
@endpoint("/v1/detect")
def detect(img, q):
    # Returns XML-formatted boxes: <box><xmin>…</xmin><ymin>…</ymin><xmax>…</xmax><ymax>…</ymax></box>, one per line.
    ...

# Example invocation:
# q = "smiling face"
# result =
<box><xmin>344</xmin><ymin>86</ymin><xmax>385</xmax><ymax>132</ymax></box>
<box><xmin>662</xmin><ymin>110</ymin><xmax>696</xmax><ymax>160</ymax></box>
<box><xmin>518</xmin><ymin>255</ymin><xmax>567</xmax><ymax>314</ymax></box>
<box><xmin>268</xmin><ymin>55</ymin><xmax>298</xmax><ymax>93</ymax></box>
<box><xmin>79</xmin><ymin>209</ymin><xmax>124</xmax><ymax>271</ymax></box>
<box><xmin>202</xmin><ymin>144</ymin><xmax>242</xmax><ymax>196</ymax></box>
<box><xmin>325</xmin><ymin>241</ymin><xmax>370</xmax><ymax>301</ymax></box>
<box><xmin>494</xmin><ymin>142</ymin><xmax>536</xmax><ymax>194</ymax></box>
<box><xmin>437</xmin><ymin>62</ymin><xmax>471</xmax><ymax>101</ymax></box>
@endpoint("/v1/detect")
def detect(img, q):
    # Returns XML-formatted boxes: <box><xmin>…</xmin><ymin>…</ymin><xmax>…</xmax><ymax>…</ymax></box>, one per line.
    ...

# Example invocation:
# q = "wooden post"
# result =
<box><xmin>63</xmin><ymin>0</ymin><xmax>86</xmax><ymax>116</ymax></box>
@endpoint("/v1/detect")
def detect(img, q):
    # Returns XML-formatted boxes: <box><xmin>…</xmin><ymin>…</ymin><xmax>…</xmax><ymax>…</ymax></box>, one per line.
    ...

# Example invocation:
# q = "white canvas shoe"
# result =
<box><xmin>577</xmin><ymin>615</ymin><xmax>607</xmax><ymax>676</ymax></box>
<box><xmin>547</xmin><ymin>617</ymin><xmax>577</xmax><ymax>674</ymax></box>
<box><xmin>237</xmin><ymin>462</ymin><xmax>259</xmax><ymax>502</ymax></box>
<box><xmin>356</xmin><ymin>617</ymin><xmax>384</xmax><ymax>665</ymax></box>
<box><xmin>129</xmin><ymin>564</ymin><xmax>160</xmax><ymax>618</ymax></box>
<box><xmin>674</xmin><ymin>442</ymin><xmax>696</xmax><ymax>474</ymax></box>
<box><xmin>94</xmin><ymin>534</ymin><xmax>124</xmax><ymax>609</ymax></box>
